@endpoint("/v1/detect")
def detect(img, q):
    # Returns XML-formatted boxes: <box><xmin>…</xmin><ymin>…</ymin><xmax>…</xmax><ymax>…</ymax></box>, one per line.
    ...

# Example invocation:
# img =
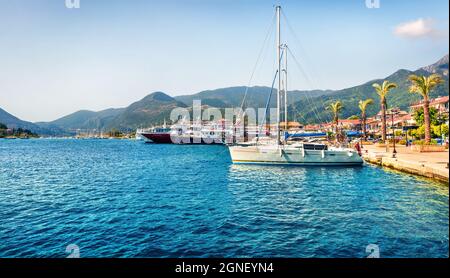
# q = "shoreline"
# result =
<box><xmin>362</xmin><ymin>145</ymin><xmax>449</xmax><ymax>184</ymax></box>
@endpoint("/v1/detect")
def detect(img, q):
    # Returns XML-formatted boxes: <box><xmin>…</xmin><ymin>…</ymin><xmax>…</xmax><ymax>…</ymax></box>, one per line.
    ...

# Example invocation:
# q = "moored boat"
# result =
<box><xmin>140</xmin><ymin>121</ymin><xmax>230</xmax><ymax>144</ymax></box>
<box><xmin>141</xmin><ymin>126</ymin><xmax>172</xmax><ymax>143</ymax></box>
<box><xmin>229</xmin><ymin>142</ymin><xmax>363</xmax><ymax>166</ymax></box>
<box><xmin>227</xmin><ymin>6</ymin><xmax>363</xmax><ymax>166</ymax></box>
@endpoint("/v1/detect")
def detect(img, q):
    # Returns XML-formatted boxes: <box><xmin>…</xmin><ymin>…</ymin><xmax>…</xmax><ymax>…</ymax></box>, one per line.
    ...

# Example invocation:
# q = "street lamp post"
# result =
<box><xmin>391</xmin><ymin>110</ymin><xmax>397</xmax><ymax>158</ymax></box>
<box><xmin>438</xmin><ymin>108</ymin><xmax>443</xmax><ymax>146</ymax></box>
<box><xmin>405</xmin><ymin>127</ymin><xmax>408</xmax><ymax>147</ymax></box>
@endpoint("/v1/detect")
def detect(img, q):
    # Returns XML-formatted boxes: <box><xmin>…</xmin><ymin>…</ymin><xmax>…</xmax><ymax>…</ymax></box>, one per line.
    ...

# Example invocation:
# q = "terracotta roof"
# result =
<box><xmin>280</xmin><ymin>121</ymin><xmax>302</xmax><ymax>127</ymax></box>
<box><xmin>304</xmin><ymin>124</ymin><xmax>321</xmax><ymax>130</ymax></box>
<box><xmin>338</xmin><ymin>119</ymin><xmax>360</xmax><ymax>125</ymax></box>
<box><xmin>376</xmin><ymin>110</ymin><xmax>409</xmax><ymax>116</ymax></box>
<box><xmin>366</xmin><ymin>120</ymin><xmax>379</xmax><ymax>124</ymax></box>
<box><xmin>410</xmin><ymin>96</ymin><xmax>449</xmax><ymax>108</ymax></box>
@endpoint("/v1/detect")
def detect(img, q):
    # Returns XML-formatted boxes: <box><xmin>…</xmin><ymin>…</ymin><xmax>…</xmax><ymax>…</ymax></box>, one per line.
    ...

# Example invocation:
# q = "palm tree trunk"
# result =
<box><xmin>381</xmin><ymin>102</ymin><xmax>386</xmax><ymax>142</ymax></box>
<box><xmin>335</xmin><ymin>115</ymin><xmax>339</xmax><ymax>139</ymax></box>
<box><xmin>423</xmin><ymin>98</ymin><xmax>431</xmax><ymax>143</ymax></box>
<box><xmin>362</xmin><ymin>112</ymin><xmax>367</xmax><ymax>141</ymax></box>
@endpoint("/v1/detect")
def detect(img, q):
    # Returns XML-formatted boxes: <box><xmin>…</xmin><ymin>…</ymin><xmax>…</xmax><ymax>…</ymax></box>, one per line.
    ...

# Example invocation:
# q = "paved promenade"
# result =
<box><xmin>362</xmin><ymin>144</ymin><xmax>449</xmax><ymax>183</ymax></box>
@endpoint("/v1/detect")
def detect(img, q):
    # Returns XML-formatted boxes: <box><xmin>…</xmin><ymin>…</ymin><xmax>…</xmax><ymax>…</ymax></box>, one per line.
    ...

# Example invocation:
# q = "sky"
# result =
<box><xmin>0</xmin><ymin>0</ymin><xmax>448</xmax><ymax>122</ymax></box>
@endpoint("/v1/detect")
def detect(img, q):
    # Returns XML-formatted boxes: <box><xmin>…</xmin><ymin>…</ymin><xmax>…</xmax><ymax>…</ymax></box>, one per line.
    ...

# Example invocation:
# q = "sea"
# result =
<box><xmin>0</xmin><ymin>139</ymin><xmax>448</xmax><ymax>258</ymax></box>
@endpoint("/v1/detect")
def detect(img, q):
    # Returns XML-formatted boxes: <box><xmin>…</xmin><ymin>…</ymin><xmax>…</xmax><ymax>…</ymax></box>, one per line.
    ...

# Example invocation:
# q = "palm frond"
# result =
<box><xmin>373</xmin><ymin>81</ymin><xmax>397</xmax><ymax>100</ymax></box>
<box><xmin>358</xmin><ymin>98</ymin><xmax>374</xmax><ymax>113</ymax></box>
<box><xmin>409</xmin><ymin>74</ymin><xmax>443</xmax><ymax>98</ymax></box>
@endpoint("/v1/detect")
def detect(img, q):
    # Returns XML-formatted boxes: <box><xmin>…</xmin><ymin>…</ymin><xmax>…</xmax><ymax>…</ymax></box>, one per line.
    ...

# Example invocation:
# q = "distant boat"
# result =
<box><xmin>141</xmin><ymin>126</ymin><xmax>171</xmax><ymax>143</ymax></box>
<box><xmin>227</xmin><ymin>6</ymin><xmax>363</xmax><ymax>166</ymax></box>
<box><xmin>141</xmin><ymin>119</ymin><xmax>231</xmax><ymax>144</ymax></box>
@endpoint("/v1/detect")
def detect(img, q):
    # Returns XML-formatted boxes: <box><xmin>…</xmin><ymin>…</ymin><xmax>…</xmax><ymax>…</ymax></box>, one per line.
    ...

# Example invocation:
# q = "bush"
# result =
<box><xmin>433</xmin><ymin>124</ymin><xmax>449</xmax><ymax>137</ymax></box>
<box><xmin>387</xmin><ymin>138</ymin><xmax>401</xmax><ymax>144</ymax></box>
<box><xmin>412</xmin><ymin>139</ymin><xmax>438</xmax><ymax>145</ymax></box>
<box><xmin>394</xmin><ymin>130</ymin><xmax>403</xmax><ymax>137</ymax></box>
<box><xmin>408</xmin><ymin>125</ymin><xmax>444</xmax><ymax>139</ymax></box>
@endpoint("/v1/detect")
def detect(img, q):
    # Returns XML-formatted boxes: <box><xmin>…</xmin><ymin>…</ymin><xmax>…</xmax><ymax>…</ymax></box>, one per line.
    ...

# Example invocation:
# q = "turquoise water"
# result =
<box><xmin>0</xmin><ymin>139</ymin><xmax>448</xmax><ymax>258</ymax></box>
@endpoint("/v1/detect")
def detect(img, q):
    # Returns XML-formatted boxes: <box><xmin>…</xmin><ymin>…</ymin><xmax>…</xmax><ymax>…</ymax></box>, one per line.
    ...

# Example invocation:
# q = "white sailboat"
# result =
<box><xmin>228</xmin><ymin>6</ymin><xmax>363</xmax><ymax>166</ymax></box>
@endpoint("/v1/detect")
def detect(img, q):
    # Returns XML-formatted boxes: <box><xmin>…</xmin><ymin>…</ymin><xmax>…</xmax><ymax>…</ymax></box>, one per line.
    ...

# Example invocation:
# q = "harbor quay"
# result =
<box><xmin>362</xmin><ymin>144</ymin><xmax>449</xmax><ymax>183</ymax></box>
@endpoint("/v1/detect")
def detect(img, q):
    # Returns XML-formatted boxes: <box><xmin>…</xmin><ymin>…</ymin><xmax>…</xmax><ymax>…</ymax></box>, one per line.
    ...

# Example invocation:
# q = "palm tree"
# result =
<box><xmin>327</xmin><ymin>101</ymin><xmax>343</xmax><ymax>133</ymax></box>
<box><xmin>408</xmin><ymin>74</ymin><xmax>444</xmax><ymax>143</ymax></box>
<box><xmin>358</xmin><ymin>99</ymin><xmax>374</xmax><ymax>141</ymax></box>
<box><xmin>372</xmin><ymin>81</ymin><xmax>397</xmax><ymax>142</ymax></box>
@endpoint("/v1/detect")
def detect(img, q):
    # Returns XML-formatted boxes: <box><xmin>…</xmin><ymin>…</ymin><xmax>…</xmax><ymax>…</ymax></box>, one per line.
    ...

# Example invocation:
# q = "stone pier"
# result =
<box><xmin>362</xmin><ymin>144</ymin><xmax>449</xmax><ymax>183</ymax></box>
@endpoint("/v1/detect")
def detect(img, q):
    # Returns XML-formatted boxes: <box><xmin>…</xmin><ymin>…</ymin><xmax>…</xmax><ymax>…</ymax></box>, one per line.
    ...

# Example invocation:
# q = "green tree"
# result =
<box><xmin>416</xmin><ymin>125</ymin><xmax>426</xmax><ymax>139</ymax></box>
<box><xmin>327</xmin><ymin>101</ymin><xmax>343</xmax><ymax>132</ymax></box>
<box><xmin>408</xmin><ymin>74</ymin><xmax>444</xmax><ymax>143</ymax></box>
<box><xmin>358</xmin><ymin>98</ymin><xmax>374</xmax><ymax>141</ymax></box>
<box><xmin>373</xmin><ymin>81</ymin><xmax>397</xmax><ymax>143</ymax></box>
<box><xmin>413</xmin><ymin>107</ymin><xmax>439</xmax><ymax>126</ymax></box>
<box><xmin>433</xmin><ymin>124</ymin><xmax>449</xmax><ymax>138</ymax></box>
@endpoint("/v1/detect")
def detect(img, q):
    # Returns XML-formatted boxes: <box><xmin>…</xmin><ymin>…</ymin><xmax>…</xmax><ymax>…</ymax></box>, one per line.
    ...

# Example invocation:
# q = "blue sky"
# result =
<box><xmin>0</xmin><ymin>0</ymin><xmax>448</xmax><ymax>122</ymax></box>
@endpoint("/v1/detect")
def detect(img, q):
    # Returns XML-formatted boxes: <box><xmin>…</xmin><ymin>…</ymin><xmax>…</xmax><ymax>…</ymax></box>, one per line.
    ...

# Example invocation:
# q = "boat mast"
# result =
<box><xmin>284</xmin><ymin>44</ymin><xmax>288</xmax><ymax>134</ymax></box>
<box><xmin>276</xmin><ymin>5</ymin><xmax>281</xmax><ymax>145</ymax></box>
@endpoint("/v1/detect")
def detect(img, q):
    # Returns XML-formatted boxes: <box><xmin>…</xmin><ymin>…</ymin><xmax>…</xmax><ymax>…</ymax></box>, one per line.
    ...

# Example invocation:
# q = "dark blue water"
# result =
<box><xmin>0</xmin><ymin>139</ymin><xmax>448</xmax><ymax>258</ymax></box>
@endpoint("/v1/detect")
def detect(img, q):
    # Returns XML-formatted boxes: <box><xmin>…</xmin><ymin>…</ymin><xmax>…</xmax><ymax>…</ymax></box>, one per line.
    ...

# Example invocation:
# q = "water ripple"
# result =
<box><xmin>0</xmin><ymin>139</ymin><xmax>448</xmax><ymax>258</ymax></box>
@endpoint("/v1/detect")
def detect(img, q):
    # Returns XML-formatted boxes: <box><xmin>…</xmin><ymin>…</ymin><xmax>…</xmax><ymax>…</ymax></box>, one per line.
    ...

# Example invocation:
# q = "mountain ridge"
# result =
<box><xmin>289</xmin><ymin>55</ymin><xmax>449</xmax><ymax>123</ymax></box>
<box><xmin>1</xmin><ymin>54</ymin><xmax>448</xmax><ymax>134</ymax></box>
<box><xmin>0</xmin><ymin>107</ymin><xmax>66</xmax><ymax>135</ymax></box>
<box><xmin>105</xmin><ymin>91</ymin><xmax>188</xmax><ymax>130</ymax></box>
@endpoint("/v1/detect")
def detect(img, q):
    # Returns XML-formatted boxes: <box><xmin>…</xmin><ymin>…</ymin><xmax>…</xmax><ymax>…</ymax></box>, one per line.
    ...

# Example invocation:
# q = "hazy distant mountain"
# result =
<box><xmin>39</xmin><ymin>92</ymin><xmax>186</xmax><ymax>132</ymax></box>
<box><xmin>175</xmin><ymin>86</ymin><xmax>334</xmax><ymax>108</ymax></box>
<box><xmin>421</xmin><ymin>54</ymin><xmax>449</xmax><ymax>75</ymax></box>
<box><xmin>105</xmin><ymin>92</ymin><xmax>187</xmax><ymax>130</ymax></box>
<box><xmin>0</xmin><ymin>107</ymin><xmax>65</xmax><ymax>135</ymax></box>
<box><xmin>289</xmin><ymin>54</ymin><xmax>449</xmax><ymax>124</ymax></box>
<box><xmin>44</xmin><ymin>108</ymin><xmax>125</xmax><ymax>131</ymax></box>
<box><xmin>0</xmin><ymin>107</ymin><xmax>38</xmax><ymax>130</ymax></box>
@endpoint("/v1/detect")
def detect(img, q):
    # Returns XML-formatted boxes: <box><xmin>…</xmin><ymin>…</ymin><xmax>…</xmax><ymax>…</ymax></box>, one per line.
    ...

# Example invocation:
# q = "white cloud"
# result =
<box><xmin>393</xmin><ymin>18</ymin><xmax>443</xmax><ymax>39</ymax></box>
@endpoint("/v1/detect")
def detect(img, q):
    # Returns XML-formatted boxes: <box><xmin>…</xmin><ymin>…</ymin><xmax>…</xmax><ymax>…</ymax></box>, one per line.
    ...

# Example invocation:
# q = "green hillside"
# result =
<box><xmin>106</xmin><ymin>92</ymin><xmax>188</xmax><ymax>130</ymax></box>
<box><xmin>45</xmin><ymin>108</ymin><xmax>125</xmax><ymax>131</ymax></box>
<box><xmin>0</xmin><ymin>107</ymin><xmax>66</xmax><ymax>136</ymax></box>
<box><xmin>175</xmin><ymin>86</ymin><xmax>334</xmax><ymax>109</ymax></box>
<box><xmin>289</xmin><ymin>55</ymin><xmax>449</xmax><ymax>124</ymax></box>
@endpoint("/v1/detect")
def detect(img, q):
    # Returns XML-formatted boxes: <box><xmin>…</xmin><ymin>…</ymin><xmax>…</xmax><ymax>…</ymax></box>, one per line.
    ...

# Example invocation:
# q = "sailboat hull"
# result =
<box><xmin>228</xmin><ymin>145</ymin><xmax>364</xmax><ymax>166</ymax></box>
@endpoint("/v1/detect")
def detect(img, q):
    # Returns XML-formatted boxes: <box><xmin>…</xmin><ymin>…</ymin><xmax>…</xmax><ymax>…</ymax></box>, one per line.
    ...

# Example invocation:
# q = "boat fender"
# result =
<box><xmin>302</xmin><ymin>148</ymin><xmax>305</xmax><ymax>157</ymax></box>
<box><xmin>321</xmin><ymin>150</ymin><xmax>325</xmax><ymax>159</ymax></box>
